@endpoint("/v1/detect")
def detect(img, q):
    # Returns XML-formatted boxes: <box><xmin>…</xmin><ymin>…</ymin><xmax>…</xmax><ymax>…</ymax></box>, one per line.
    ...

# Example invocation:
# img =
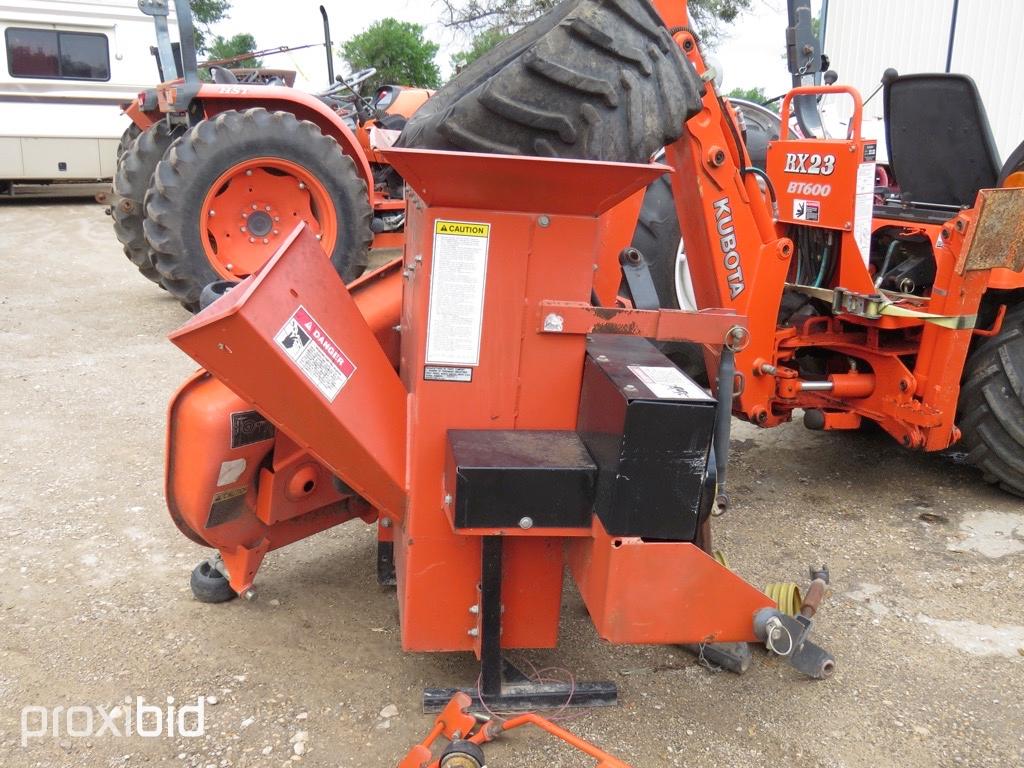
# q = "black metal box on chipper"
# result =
<box><xmin>577</xmin><ymin>336</ymin><xmax>716</xmax><ymax>541</ymax></box>
<box><xmin>445</xmin><ymin>430</ymin><xmax>598</xmax><ymax>530</ymax></box>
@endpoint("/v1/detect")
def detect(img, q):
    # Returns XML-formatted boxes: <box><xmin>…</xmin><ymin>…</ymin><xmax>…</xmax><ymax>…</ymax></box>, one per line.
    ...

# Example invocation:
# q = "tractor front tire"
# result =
<box><xmin>958</xmin><ymin>302</ymin><xmax>1024</xmax><ymax>496</ymax></box>
<box><xmin>398</xmin><ymin>0</ymin><xmax>701</xmax><ymax>163</ymax></box>
<box><xmin>112</xmin><ymin>120</ymin><xmax>183</xmax><ymax>285</ymax></box>
<box><xmin>144</xmin><ymin>108</ymin><xmax>372</xmax><ymax>312</ymax></box>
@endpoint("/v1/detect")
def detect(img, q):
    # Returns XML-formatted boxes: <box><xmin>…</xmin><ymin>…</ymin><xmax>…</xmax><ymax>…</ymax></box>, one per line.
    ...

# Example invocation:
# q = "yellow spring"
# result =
<box><xmin>764</xmin><ymin>582</ymin><xmax>803</xmax><ymax>616</ymax></box>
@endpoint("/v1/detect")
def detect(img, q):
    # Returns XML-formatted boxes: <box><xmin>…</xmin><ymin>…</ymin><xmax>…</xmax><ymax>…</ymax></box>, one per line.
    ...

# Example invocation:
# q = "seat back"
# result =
<box><xmin>884</xmin><ymin>72</ymin><xmax>1001</xmax><ymax>207</ymax></box>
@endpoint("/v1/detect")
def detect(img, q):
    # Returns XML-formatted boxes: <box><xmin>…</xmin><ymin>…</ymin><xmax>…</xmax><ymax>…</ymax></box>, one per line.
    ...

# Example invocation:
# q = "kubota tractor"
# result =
<box><xmin>108</xmin><ymin>1</ymin><xmax>430</xmax><ymax>311</ymax></box>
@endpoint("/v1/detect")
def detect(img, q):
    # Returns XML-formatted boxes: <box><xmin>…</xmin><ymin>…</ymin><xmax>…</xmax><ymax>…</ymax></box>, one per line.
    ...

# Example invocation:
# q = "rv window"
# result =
<box><xmin>6</xmin><ymin>28</ymin><xmax>109</xmax><ymax>81</ymax></box>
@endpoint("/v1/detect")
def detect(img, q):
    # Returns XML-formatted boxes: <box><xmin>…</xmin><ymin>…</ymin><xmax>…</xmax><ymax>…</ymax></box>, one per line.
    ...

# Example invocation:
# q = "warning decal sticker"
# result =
<box><xmin>425</xmin><ymin>219</ymin><xmax>491</xmax><ymax>366</ymax></box>
<box><xmin>274</xmin><ymin>306</ymin><xmax>356</xmax><ymax>402</ymax></box>
<box><xmin>853</xmin><ymin>162</ymin><xmax>875</xmax><ymax>265</ymax></box>
<box><xmin>627</xmin><ymin>365</ymin><xmax>712</xmax><ymax>401</ymax></box>
<box><xmin>424</xmin><ymin>365</ymin><xmax>473</xmax><ymax>382</ymax></box>
<box><xmin>792</xmin><ymin>199</ymin><xmax>821</xmax><ymax>222</ymax></box>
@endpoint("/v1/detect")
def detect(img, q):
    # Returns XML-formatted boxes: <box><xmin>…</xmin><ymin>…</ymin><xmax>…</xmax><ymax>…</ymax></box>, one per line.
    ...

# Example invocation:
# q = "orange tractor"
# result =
<box><xmin>155</xmin><ymin>0</ymin><xmax>1023</xmax><ymax>739</ymax></box>
<box><xmin>109</xmin><ymin>1</ymin><xmax>430</xmax><ymax>311</ymax></box>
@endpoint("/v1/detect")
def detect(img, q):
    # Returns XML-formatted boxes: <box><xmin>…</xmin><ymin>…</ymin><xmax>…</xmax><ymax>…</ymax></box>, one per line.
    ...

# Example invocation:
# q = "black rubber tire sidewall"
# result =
<box><xmin>957</xmin><ymin>302</ymin><xmax>1024</xmax><ymax>496</ymax></box>
<box><xmin>145</xmin><ymin>109</ymin><xmax>372</xmax><ymax>312</ymax></box>
<box><xmin>111</xmin><ymin>120</ymin><xmax>183</xmax><ymax>284</ymax></box>
<box><xmin>189</xmin><ymin>561</ymin><xmax>236</xmax><ymax>603</ymax></box>
<box><xmin>629</xmin><ymin>174</ymin><xmax>708</xmax><ymax>383</ymax></box>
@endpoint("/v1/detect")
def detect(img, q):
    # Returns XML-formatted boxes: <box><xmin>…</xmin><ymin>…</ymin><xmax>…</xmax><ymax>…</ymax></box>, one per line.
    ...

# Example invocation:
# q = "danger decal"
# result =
<box><xmin>273</xmin><ymin>306</ymin><xmax>356</xmax><ymax>402</ymax></box>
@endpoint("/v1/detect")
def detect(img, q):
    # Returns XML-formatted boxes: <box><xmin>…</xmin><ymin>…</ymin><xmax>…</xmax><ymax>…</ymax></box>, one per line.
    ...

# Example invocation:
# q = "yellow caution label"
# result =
<box><xmin>435</xmin><ymin>220</ymin><xmax>490</xmax><ymax>237</ymax></box>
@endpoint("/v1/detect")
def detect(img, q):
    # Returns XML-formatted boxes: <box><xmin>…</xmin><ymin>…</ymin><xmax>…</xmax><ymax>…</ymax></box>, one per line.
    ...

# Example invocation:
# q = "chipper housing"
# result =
<box><xmin>165</xmin><ymin>147</ymin><xmax>829</xmax><ymax>707</ymax></box>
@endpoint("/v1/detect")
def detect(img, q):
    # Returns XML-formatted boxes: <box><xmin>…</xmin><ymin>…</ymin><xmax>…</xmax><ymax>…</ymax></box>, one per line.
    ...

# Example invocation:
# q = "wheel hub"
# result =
<box><xmin>246</xmin><ymin>210</ymin><xmax>273</xmax><ymax>237</ymax></box>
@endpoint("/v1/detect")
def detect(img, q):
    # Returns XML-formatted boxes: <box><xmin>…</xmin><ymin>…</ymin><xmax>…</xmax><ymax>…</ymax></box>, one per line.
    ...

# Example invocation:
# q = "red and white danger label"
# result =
<box><xmin>273</xmin><ymin>306</ymin><xmax>356</xmax><ymax>402</ymax></box>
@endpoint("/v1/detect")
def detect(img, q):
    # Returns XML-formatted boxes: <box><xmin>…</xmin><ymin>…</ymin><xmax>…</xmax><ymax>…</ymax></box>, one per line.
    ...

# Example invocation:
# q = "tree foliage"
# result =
<box><xmin>341</xmin><ymin>19</ymin><xmax>441</xmax><ymax>93</ymax></box>
<box><xmin>188</xmin><ymin>0</ymin><xmax>231</xmax><ymax>53</ymax></box>
<box><xmin>207</xmin><ymin>33</ymin><xmax>262</xmax><ymax>68</ymax></box>
<box><xmin>726</xmin><ymin>85</ymin><xmax>766</xmax><ymax>104</ymax></box>
<box><xmin>440</xmin><ymin>0</ymin><xmax>752</xmax><ymax>44</ymax></box>
<box><xmin>451</xmin><ymin>27</ymin><xmax>510</xmax><ymax>72</ymax></box>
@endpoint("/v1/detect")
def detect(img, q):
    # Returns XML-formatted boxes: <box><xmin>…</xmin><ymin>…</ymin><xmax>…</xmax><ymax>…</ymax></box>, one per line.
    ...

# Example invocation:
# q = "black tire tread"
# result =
<box><xmin>958</xmin><ymin>302</ymin><xmax>1024</xmax><ymax>496</ymax></box>
<box><xmin>111</xmin><ymin>121</ymin><xmax>181</xmax><ymax>284</ymax></box>
<box><xmin>398</xmin><ymin>0</ymin><xmax>701</xmax><ymax>163</ymax></box>
<box><xmin>144</xmin><ymin>108</ymin><xmax>372</xmax><ymax>312</ymax></box>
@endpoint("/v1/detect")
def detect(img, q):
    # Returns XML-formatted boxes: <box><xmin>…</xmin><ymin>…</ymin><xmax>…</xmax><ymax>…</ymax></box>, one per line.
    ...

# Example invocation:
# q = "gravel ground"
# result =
<box><xmin>1</xmin><ymin>199</ymin><xmax>1022</xmax><ymax>768</ymax></box>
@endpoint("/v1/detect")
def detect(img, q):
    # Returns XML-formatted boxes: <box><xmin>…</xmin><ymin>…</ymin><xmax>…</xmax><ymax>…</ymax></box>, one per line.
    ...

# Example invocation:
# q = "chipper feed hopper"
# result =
<box><xmin>164</xmin><ymin>145</ymin><xmax>833</xmax><ymax>708</ymax></box>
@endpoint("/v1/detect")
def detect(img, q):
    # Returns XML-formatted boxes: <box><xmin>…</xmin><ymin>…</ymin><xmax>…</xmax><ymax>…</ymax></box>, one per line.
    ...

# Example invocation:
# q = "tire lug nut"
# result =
<box><xmin>262</xmin><ymin>238</ymin><xmax>269</xmax><ymax>244</ymax></box>
<box><xmin>265</xmin><ymin>205</ymin><xmax>271</xmax><ymax>211</ymax></box>
<box><xmin>252</xmin><ymin>203</ymin><xmax>258</xmax><ymax>210</ymax></box>
<box><xmin>249</xmin><ymin>237</ymin><xmax>255</xmax><ymax>243</ymax></box>
<box><xmin>240</xmin><ymin>226</ymin><xmax>246</xmax><ymax>233</ymax></box>
<box><xmin>274</xmin><ymin>216</ymin><xmax>280</xmax><ymax>222</ymax></box>
<box><xmin>273</xmin><ymin>230</ymin><xmax>279</xmax><ymax>235</ymax></box>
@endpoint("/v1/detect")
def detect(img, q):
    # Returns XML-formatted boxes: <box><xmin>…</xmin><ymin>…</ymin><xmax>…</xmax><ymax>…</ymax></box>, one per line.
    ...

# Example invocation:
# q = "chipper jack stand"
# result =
<box><xmin>164</xmin><ymin>147</ymin><xmax>834</xmax><ymax>710</ymax></box>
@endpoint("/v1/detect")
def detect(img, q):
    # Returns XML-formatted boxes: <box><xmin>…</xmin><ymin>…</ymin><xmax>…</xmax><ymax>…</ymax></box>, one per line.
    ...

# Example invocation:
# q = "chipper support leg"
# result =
<box><xmin>422</xmin><ymin>537</ymin><xmax>618</xmax><ymax>714</ymax></box>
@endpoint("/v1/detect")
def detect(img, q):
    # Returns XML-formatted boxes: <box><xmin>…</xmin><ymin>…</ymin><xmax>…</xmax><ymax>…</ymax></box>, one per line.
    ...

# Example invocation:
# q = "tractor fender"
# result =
<box><xmin>191</xmin><ymin>84</ymin><xmax>376</xmax><ymax>207</ymax></box>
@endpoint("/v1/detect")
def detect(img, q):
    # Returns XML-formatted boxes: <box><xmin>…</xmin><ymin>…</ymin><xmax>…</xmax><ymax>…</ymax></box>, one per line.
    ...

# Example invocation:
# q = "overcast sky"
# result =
<box><xmin>209</xmin><ymin>0</ymin><xmax>795</xmax><ymax>96</ymax></box>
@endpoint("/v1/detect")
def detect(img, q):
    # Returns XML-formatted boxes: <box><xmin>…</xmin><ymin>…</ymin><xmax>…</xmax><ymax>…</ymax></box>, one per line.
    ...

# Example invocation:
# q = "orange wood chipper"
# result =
<box><xmin>164</xmin><ymin>141</ymin><xmax>834</xmax><ymax>708</ymax></box>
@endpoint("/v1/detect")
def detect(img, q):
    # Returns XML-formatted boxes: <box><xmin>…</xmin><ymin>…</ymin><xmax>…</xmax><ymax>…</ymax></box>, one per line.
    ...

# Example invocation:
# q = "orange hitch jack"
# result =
<box><xmin>400</xmin><ymin>692</ymin><xmax>631</xmax><ymax>768</ymax></box>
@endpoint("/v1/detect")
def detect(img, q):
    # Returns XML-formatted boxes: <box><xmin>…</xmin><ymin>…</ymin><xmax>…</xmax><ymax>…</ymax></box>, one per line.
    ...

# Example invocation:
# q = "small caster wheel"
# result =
<box><xmin>190</xmin><ymin>559</ymin><xmax>236</xmax><ymax>603</ymax></box>
<box><xmin>198</xmin><ymin>280</ymin><xmax>236</xmax><ymax>311</ymax></box>
<box><xmin>439</xmin><ymin>740</ymin><xmax>485</xmax><ymax>768</ymax></box>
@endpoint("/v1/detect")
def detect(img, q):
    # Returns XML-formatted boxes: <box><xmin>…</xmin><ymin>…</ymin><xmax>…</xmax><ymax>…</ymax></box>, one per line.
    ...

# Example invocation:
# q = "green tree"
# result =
<box><xmin>451</xmin><ymin>26</ymin><xmax>509</xmax><ymax>72</ymax></box>
<box><xmin>341</xmin><ymin>19</ymin><xmax>441</xmax><ymax>93</ymax></box>
<box><xmin>440</xmin><ymin>0</ymin><xmax>752</xmax><ymax>44</ymax></box>
<box><xmin>207</xmin><ymin>33</ymin><xmax>262</xmax><ymax>68</ymax></box>
<box><xmin>726</xmin><ymin>86</ymin><xmax>767</xmax><ymax>104</ymax></box>
<box><xmin>189</xmin><ymin>0</ymin><xmax>231</xmax><ymax>54</ymax></box>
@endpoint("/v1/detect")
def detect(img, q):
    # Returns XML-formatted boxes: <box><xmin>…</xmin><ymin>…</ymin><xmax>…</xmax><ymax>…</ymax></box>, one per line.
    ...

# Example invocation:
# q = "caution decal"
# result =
<box><xmin>434</xmin><ymin>220</ymin><xmax>490</xmax><ymax>237</ymax></box>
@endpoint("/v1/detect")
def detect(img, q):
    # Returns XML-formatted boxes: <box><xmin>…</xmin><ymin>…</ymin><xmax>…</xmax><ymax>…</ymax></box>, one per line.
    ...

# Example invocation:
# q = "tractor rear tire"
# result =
<box><xmin>112</xmin><ymin>120</ymin><xmax>183</xmax><ymax>285</ymax></box>
<box><xmin>958</xmin><ymin>302</ymin><xmax>1024</xmax><ymax>496</ymax></box>
<box><xmin>397</xmin><ymin>0</ymin><xmax>701</xmax><ymax>163</ymax></box>
<box><xmin>116</xmin><ymin>123</ymin><xmax>142</xmax><ymax>162</ymax></box>
<box><xmin>144</xmin><ymin>108</ymin><xmax>372</xmax><ymax>312</ymax></box>
<box><xmin>630</xmin><ymin>174</ymin><xmax>707</xmax><ymax>383</ymax></box>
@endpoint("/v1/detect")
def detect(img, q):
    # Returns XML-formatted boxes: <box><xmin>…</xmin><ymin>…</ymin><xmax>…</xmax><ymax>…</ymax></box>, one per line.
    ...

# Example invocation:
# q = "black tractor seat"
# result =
<box><xmin>882</xmin><ymin>71</ymin><xmax>1001</xmax><ymax>220</ymax></box>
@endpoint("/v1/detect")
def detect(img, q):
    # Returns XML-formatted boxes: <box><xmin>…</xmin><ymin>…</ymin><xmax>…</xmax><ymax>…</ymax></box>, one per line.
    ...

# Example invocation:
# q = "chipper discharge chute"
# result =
<box><xmin>164</xmin><ymin>143</ymin><xmax>834</xmax><ymax>712</ymax></box>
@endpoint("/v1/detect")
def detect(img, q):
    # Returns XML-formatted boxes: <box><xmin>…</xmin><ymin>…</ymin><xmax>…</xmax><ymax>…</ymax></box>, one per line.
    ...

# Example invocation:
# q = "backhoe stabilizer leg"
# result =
<box><xmin>754</xmin><ymin>608</ymin><xmax>835</xmax><ymax>679</ymax></box>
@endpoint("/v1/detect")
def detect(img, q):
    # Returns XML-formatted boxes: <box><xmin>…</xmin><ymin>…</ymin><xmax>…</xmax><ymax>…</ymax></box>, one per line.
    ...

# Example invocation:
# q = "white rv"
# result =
<box><xmin>0</xmin><ymin>0</ymin><xmax>174</xmax><ymax>190</ymax></box>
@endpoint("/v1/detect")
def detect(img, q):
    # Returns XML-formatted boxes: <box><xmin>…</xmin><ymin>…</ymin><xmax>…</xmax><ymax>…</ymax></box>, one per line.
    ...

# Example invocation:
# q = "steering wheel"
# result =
<box><xmin>342</xmin><ymin>67</ymin><xmax>377</xmax><ymax>89</ymax></box>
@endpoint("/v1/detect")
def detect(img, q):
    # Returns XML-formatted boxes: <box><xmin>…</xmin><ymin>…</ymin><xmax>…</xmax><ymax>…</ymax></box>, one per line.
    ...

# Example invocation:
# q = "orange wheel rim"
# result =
<box><xmin>1003</xmin><ymin>170</ymin><xmax>1024</xmax><ymax>189</ymax></box>
<box><xmin>200</xmin><ymin>157</ymin><xmax>337</xmax><ymax>279</ymax></box>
